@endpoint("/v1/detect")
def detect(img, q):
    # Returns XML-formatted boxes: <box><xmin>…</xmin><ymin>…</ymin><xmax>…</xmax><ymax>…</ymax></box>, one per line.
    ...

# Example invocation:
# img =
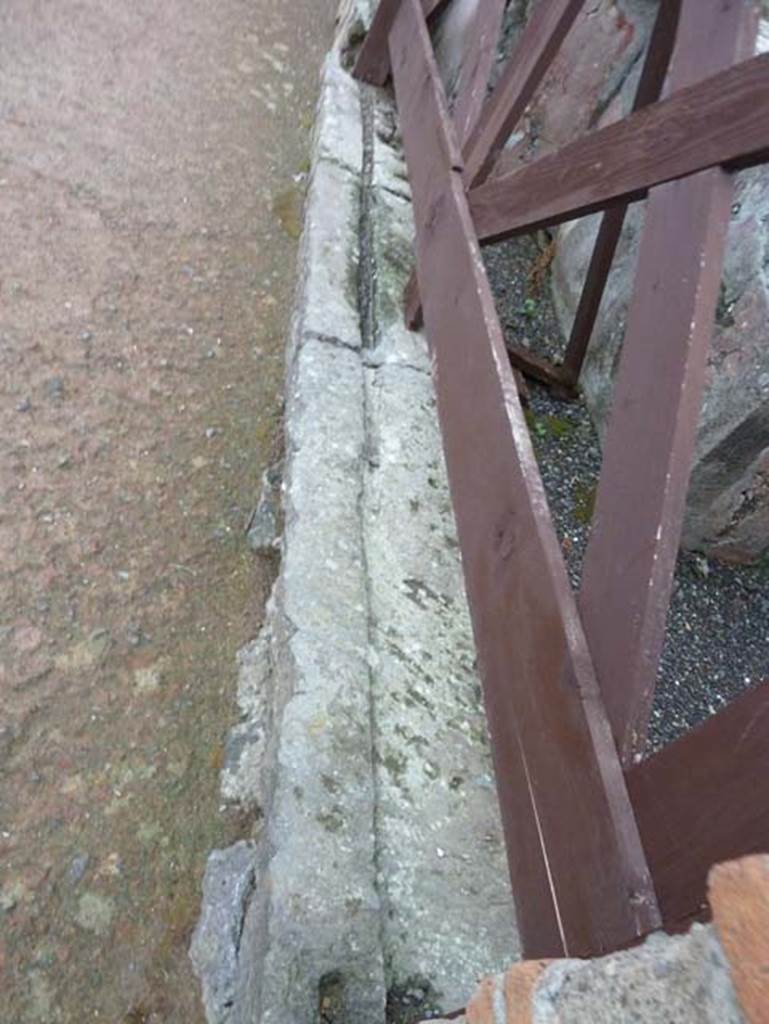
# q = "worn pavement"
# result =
<box><xmin>0</xmin><ymin>1</ymin><xmax>336</xmax><ymax>1020</ymax></box>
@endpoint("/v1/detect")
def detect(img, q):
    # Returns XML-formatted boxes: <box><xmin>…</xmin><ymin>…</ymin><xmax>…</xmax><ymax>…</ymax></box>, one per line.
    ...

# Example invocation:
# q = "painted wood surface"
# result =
<box><xmin>388</xmin><ymin>0</ymin><xmax>660</xmax><ymax>958</ymax></box>
<box><xmin>628</xmin><ymin>682</ymin><xmax>769</xmax><ymax>927</ymax></box>
<box><xmin>354</xmin><ymin>0</ymin><xmax>451</xmax><ymax>85</ymax></box>
<box><xmin>469</xmin><ymin>50</ymin><xmax>769</xmax><ymax>244</ymax></box>
<box><xmin>577</xmin><ymin>0</ymin><xmax>759</xmax><ymax>765</ymax></box>
<box><xmin>405</xmin><ymin>0</ymin><xmax>586</xmax><ymax>327</ymax></box>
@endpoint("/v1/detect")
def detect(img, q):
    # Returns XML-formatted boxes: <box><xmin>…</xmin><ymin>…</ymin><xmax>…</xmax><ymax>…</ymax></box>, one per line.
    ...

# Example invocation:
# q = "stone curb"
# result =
<box><xmin>191</xmin><ymin>2</ymin><xmax>514</xmax><ymax>1021</ymax></box>
<box><xmin>191</xmin><ymin>4</ymin><xmax>384</xmax><ymax>1021</ymax></box>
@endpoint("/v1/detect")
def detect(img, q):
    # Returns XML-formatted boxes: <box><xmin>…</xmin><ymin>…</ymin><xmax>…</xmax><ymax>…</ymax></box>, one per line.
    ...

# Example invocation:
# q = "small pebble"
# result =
<box><xmin>692</xmin><ymin>555</ymin><xmax>710</xmax><ymax>579</ymax></box>
<box><xmin>46</xmin><ymin>377</ymin><xmax>65</xmax><ymax>401</ymax></box>
<box><xmin>67</xmin><ymin>853</ymin><xmax>90</xmax><ymax>885</ymax></box>
<box><xmin>127</xmin><ymin>625</ymin><xmax>149</xmax><ymax>647</ymax></box>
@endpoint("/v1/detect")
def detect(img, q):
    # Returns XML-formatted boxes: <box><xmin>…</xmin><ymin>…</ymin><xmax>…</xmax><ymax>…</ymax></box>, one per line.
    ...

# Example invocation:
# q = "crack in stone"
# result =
<box><xmin>304</xmin><ymin>329</ymin><xmax>361</xmax><ymax>352</ymax></box>
<box><xmin>366</xmin><ymin>358</ymin><xmax>431</xmax><ymax>376</ymax></box>
<box><xmin>358</xmin><ymin>80</ymin><xmax>390</xmax><ymax>1015</ymax></box>
<box><xmin>233</xmin><ymin>860</ymin><xmax>257</xmax><ymax>958</ymax></box>
<box><xmin>358</xmin><ymin>84</ymin><xmax>378</xmax><ymax>351</ymax></box>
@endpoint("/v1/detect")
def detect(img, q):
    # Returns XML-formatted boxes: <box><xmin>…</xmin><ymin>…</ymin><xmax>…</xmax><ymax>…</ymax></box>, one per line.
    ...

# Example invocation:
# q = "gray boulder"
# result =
<box><xmin>540</xmin><ymin>3</ymin><xmax>769</xmax><ymax>563</ymax></box>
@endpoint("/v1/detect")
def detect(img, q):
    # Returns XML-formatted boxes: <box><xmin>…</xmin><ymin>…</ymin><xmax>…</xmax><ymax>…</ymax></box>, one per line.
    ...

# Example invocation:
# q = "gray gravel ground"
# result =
<box><xmin>484</xmin><ymin>236</ymin><xmax>769</xmax><ymax>752</ymax></box>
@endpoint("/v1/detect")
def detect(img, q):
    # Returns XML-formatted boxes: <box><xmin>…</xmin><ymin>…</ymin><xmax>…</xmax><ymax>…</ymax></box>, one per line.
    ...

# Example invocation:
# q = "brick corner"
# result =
<box><xmin>709</xmin><ymin>854</ymin><xmax>769</xmax><ymax>1023</ymax></box>
<box><xmin>463</xmin><ymin>960</ymin><xmax>552</xmax><ymax>1024</ymax></box>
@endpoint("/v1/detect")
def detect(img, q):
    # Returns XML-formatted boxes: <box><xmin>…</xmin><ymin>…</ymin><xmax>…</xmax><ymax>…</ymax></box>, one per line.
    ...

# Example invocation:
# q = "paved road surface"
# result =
<box><xmin>0</xmin><ymin>1</ymin><xmax>336</xmax><ymax>1019</ymax></box>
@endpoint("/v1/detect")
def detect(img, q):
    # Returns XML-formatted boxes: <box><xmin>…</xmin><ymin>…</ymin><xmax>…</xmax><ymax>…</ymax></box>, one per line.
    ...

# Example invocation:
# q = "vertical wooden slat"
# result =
<box><xmin>354</xmin><ymin>0</ymin><xmax>404</xmax><ymax>85</ymax></box>
<box><xmin>404</xmin><ymin>0</ymin><xmax>586</xmax><ymax>327</ymax></box>
<box><xmin>388</xmin><ymin>0</ymin><xmax>660</xmax><ymax>958</ymax></box>
<box><xmin>450</xmin><ymin>0</ymin><xmax>507</xmax><ymax>148</ymax></box>
<box><xmin>578</xmin><ymin>0</ymin><xmax>760</xmax><ymax>766</ymax></box>
<box><xmin>354</xmin><ymin>0</ymin><xmax>452</xmax><ymax>86</ymax></box>
<box><xmin>560</xmin><ymin>0</ymin><xmax>683</xmax><ymax>386</ymax></box>
<box><xmin>461</xmin><ymin>0</ymin><xmax>585</xmax><ymax>187</ymax></box>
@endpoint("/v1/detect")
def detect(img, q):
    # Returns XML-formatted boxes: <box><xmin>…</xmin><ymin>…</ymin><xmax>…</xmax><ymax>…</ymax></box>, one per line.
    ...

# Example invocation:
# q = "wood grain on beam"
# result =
<box><xmin>389</xmin><ymin>0</ymin><xmax>659</xmax><ymax>958</ymax></box>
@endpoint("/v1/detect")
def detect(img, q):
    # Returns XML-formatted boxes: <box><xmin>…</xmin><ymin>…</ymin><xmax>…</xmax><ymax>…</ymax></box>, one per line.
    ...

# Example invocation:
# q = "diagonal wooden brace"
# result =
<box><xmin>388</xmin><ymin>0</ymin><xmax>660</xmax><ymax>958</ymax></box>
<box><xmin>448</xmin><ymin>0</ymin><xmax>507</xmax><ymax>150</ymax></box>
<box><xmin>627</xmin><ymin>681</ymin><xmax>769</xmax><ymax>929</ymax></box>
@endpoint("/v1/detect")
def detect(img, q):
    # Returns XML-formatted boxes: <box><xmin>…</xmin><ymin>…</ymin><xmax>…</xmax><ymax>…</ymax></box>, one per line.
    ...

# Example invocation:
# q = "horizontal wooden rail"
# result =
<box><xmin>388</xmin><ymin>0</ymin><xmax>660</xmax><ymax>959</ymax></box>
<box><xmin>470</xmin><ymin>51</ymin><xmax>769</xmax><ymax>244</ymax></box>
<box><xmin>628</xmin><ymin>682</ymin><xmax>769</xmax><ymax>928</ymax></box>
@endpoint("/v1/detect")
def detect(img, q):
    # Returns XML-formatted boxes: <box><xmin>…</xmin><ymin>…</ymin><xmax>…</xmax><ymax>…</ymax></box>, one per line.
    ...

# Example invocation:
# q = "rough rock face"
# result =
<box><xmin>539</xmin><ymin>2</ymin><xmax>769</xmax><ymax>563</ymax></box>
<box><xmin>433</xmin><ymin>0</ymin><xmax>531</xmax><ymax>117</ymax></box>
<box><xmin>189</xmin><ymin>842</ymin><xmax>257</xmax><ymax>1024</ymax></box>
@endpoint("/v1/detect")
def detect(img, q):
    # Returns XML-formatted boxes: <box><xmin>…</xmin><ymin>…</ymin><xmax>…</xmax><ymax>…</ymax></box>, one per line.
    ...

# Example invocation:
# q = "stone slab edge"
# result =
<box><xmin>191</xmin><ymin>3</ymin><xmax>389</xmax><ymax>1023</ymax></box>
<box><xmin>441</xmin><ymin>853</ymin><xmax>769</xmax><ymax>1024</ymax></box>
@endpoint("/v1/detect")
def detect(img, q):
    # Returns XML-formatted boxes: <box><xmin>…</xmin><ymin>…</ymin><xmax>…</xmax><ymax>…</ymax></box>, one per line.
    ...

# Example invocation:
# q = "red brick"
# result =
<box><xmin>503</xmin><ymin>961</ymin><xmax>551</xmax><ymax>1024</ymax></box>
<box><xmin>466</xmin><ymin>973</ymin><xmax>500</xmax><ymax>1024</ymax></box>
<box><xmin>709</xmin><ymin>855</ymin><xmax>769</xmax><ymax>1024</ymax></box>
<box><xmin>463</xmin><ymin>961</ymin><xmax>552</xmax><ymax>1024</ymax></box>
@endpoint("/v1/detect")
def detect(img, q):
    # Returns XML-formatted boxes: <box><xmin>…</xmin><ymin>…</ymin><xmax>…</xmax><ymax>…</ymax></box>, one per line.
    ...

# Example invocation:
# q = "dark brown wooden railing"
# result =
<box><xmin>354</xmin><ymin>0</ymin><xmax>769</xmax><ymax>960</ymax></box>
